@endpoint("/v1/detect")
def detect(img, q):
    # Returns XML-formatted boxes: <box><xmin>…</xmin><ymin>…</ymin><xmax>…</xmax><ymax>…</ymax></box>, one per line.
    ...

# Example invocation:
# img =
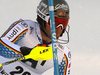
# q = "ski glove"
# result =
<box><xmin>20</xmin><ymin>44</ymin><xmax>49</xmax><ymax>56</ymax></box>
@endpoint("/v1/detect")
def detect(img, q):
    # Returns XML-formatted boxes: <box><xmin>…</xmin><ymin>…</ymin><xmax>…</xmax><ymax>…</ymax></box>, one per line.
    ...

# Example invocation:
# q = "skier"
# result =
<box><xmin>0</xmin><ymin>0</ymin><xmax>71</xmax><ymax>75</ymax></box>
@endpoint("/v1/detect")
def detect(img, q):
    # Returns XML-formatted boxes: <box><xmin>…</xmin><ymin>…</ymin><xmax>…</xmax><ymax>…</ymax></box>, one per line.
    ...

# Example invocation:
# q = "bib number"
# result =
<box><xmin>10</xmin><ymin>66</ymin><xmax>31</xmax><ymax>75</ymax></box>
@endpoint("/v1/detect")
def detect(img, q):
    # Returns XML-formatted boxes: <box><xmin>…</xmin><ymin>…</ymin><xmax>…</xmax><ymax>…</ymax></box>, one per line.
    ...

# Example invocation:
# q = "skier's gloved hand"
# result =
<box><xmin>20</xmin><ymin>47</ymin><xmax>32</xmax><ymax>56</ymax></box>
<box><xmin>36</xmin><ymin>44</ymin><xmax>48</xmax><ymax>47</ymax></box>
<box><xmin>20</xmin><ymin>44</ymin><xmax>48</xmax><ymax>56</ymax></box>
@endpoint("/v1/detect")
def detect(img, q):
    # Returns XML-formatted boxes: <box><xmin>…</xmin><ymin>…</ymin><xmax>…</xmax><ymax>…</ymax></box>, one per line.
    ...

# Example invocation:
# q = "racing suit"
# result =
<box><xmin>0</xmin><ymin>19</ymin><xmax>71</xmax><ymax>75</ymax></box>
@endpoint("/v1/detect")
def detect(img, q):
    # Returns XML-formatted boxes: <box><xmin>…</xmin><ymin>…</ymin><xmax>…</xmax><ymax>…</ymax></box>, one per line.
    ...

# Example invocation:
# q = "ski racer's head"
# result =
<box><xmin>36</xmin><ymin>0</ymin><xmax>69</xmax><ymax>39</ymax></box>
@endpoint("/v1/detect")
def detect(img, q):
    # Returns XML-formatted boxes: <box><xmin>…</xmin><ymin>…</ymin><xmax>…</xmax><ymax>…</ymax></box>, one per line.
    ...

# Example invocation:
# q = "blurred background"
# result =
<box><xmin>0</xmin><ymin>0</ymin><xmax>100</xmax><ymax>75</ymax></box>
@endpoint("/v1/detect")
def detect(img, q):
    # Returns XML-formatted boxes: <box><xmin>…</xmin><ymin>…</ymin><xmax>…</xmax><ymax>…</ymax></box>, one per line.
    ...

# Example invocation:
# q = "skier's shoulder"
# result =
<box><xmin>11</xmin><ymin>19</ymin><xmax>39</xmax><ymax>28</ymax></box>
<box><xmin>23</xmin><ymin>19</ymin><xmax>39</xmax><ymax>27</ymax></box>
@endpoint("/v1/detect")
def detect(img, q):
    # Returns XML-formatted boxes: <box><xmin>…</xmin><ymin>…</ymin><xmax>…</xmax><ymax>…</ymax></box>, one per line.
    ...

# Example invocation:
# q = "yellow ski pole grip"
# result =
<box><xmin>0</xmin><ymin>64</ymin><xmax>2</xmax><ymax>67</ymax></box>
<box><xmin>24</xmin><ymin>46</ymin><xmax>53</xmax><ymax>61</ymax></box>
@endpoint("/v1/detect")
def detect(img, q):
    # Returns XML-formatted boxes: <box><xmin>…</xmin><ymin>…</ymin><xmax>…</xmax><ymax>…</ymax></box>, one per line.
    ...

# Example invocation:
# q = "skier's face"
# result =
<box><xmin>45</xmin><ymin>23</ymin><xmax>63</xmax><ymax>39</ymax></box>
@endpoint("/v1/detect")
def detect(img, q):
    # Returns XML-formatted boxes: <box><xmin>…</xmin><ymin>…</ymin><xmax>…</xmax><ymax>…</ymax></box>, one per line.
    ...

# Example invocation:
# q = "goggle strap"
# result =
<box><xmin>37</xmin><ymin>8</ymin><xmax>49</xmax><ymax>23</ymax></box>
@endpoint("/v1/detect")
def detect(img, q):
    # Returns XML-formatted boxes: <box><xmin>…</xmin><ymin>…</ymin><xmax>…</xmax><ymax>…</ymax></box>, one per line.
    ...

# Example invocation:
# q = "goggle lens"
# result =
<box><xmin>47</xmin><ymin>16</ymin><xmax>69</xmax><ymax>29</ymax></box>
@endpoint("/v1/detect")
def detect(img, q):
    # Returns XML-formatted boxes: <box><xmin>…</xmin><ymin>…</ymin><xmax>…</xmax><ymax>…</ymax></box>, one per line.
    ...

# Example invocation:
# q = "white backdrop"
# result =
<box><xmin>0</xmin><ymin>0</ymin><xmax>100</xmax><ymax>75</ymax></box>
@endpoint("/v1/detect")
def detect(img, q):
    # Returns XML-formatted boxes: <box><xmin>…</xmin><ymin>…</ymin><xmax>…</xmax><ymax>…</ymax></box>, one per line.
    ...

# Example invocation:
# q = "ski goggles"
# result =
<box><xmin>37</xmin><ymin>8</ymin><xmax>69</xmax><ymax>29</ymax></box>
<box><xmin>47</xmin><ymin>16</ymin><xmax>69</xmax><ymax>29</ymax></box>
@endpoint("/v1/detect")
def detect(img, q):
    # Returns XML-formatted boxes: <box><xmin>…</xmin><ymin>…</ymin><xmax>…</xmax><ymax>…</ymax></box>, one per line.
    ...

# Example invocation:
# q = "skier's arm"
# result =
<box><xmin>0</xmin><ymin>19</ymin><xmax>28</xmax><ymax>58</ymax></box>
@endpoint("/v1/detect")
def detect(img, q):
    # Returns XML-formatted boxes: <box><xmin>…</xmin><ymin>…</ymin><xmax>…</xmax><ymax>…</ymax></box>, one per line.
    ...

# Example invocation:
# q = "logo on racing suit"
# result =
<box><xmin>7</xmin><ymin>21</ymin><xmax>28</xmax><ymax>40</ymax></box>
<box><xmin>7</xmin><ymin>28</ymin><xmax>19</xmax><ymax>40</ymax></box>
<box><xmin>21</xmin><ymin>22</ymin><xmax>28</xmax><ymax>28</ymax></box>
<box><xmin>68</xmin><ymin>51</ymin><xmax>71</xmax><ymax>58</ymax></box>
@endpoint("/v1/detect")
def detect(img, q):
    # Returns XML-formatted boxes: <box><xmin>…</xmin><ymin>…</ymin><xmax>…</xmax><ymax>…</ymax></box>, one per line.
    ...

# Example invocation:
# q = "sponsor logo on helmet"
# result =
<box><xmin>40</xmin><ymin>2</ymin><xmax>47</xmax><ymax>8</ymax></box>
<box><xmin>37</xmin><ymin>9</ymin><xmax>46</xmax><ymax>20</ymax></box>
<box><xmin>55</xmin><ymin>4</ymin><xmax>68</xmax><ymax>10</ymax></box>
